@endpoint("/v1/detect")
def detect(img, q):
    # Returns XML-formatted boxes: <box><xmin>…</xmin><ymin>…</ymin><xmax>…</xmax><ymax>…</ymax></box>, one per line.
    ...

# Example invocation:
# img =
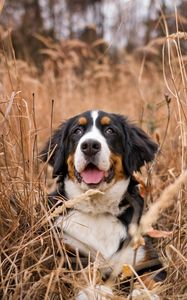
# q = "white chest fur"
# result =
<box><xmin>56</xmin><ymin>177</ymin><xmax>145</xmax><ymax>276</ymax></box>
<box><xmin>56</xmin><ymin>210</ymin><xmax>127</xmax><ymax>259</ymax></box>
<box><xmin>64</xmin><ymin>177</ymin><xmax>130</xmax><ymax>215</ymax></box>
<box><xmin>56</xmin><ymin>209</ymin><xmax>145</xmax><ymax>277</ymax></box>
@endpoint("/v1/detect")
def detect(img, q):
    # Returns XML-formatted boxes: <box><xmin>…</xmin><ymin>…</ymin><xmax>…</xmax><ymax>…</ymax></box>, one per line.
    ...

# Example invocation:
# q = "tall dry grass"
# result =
<box><xmin>0</xmin><ymin>11</ymin><xmax>187</xmax><ymax>300</ymax></box>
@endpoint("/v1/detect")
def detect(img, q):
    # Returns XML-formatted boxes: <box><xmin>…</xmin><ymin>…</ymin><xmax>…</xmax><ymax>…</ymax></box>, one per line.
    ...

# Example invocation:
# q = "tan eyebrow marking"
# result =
<box><xmin>101</xmin><ymin>116</ymin><xmax>111</xmax><ymax>125</ymax></box>
<box><xmin>78</xmin><ymin>117</ymin><xmax>87</xmax><ymax>125</ymax></box>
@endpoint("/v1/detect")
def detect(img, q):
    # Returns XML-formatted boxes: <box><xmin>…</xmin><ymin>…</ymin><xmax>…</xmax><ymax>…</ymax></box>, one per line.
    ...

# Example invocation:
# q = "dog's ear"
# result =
<box><xmin>40</xmin><ymin>120</ymin><xmax>70</xmax><ymax>178</ymax></box>
<box><xmin>120</xmin><ymin>117</ymin><xmax>158</xmax><ymax>175</ymax></box>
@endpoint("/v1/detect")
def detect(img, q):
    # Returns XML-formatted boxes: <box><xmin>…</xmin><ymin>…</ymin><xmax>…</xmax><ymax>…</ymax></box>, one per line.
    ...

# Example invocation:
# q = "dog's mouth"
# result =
<box><xmin>75</xmin><ymin>163</ymin><xmax>114</xmax><ymax>186</ymax></box>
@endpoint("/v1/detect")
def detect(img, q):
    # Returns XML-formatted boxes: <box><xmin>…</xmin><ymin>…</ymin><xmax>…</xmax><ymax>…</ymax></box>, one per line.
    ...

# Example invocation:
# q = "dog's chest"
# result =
<box><xmin>58</xmin><ymin>210</ymin><xmax>127</xmax><ymax>259</ymax></box>
<box><xmin>64</xmin><ymin>177</ymin><xmax>130</xmax><ymax>215</ymax></box>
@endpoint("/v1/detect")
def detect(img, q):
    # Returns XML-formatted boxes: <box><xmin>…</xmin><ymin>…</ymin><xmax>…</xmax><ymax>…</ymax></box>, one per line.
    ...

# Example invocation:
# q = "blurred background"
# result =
<box><xmin>1</xmin><ymin>0</ymin><xmax>187</xmax><ymax>64</ymax></box>
<box><xmin>1</xmin><ymin>0</ymin><xmax>187</xmax><ymax>136</ymax></box>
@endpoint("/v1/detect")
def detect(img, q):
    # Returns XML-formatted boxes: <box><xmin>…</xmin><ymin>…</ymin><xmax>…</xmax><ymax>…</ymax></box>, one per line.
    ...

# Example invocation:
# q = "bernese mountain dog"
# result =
<box><xmin>41</xmin><ymin>110</ymin><xmax>166</xmax><ymax>299</ymax></box>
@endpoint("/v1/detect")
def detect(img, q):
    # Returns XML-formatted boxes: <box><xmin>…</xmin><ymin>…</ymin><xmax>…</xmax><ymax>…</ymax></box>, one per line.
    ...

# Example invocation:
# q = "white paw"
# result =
<box><xmin>128</xmin><ymin>289</ymin><xmax>160</xmax><ymax>300</ymax></box>
<box><xmin>76</xmin><ymin>284</ymin><xmax>113</xmax><ymax>300</ymax></box>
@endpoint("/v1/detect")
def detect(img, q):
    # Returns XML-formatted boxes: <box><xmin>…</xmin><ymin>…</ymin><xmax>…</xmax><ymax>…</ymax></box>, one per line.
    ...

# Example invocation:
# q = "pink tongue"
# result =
<box><xmin>81</xmin><ymin>168</ymin><xmax>104</xmax><ymax>184</ymax></box>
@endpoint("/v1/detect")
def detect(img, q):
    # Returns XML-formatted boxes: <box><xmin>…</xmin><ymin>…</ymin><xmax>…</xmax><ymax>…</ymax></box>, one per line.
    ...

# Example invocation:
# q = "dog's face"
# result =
<box><xmin>41</xmin><ymin>110</ymin><xmax>158</xmax><ymax>191</ymax></box>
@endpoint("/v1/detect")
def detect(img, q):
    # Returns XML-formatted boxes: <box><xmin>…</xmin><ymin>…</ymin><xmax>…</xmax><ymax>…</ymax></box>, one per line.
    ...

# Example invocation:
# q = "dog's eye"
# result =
<box><xmin>73</xmin><ymin>127</ymin><xmax>83</xmax><ymax>135</ymax></box>
<box><xmin>105</xmin><ymin>127</ymin><xmax>115</xmax><ymax>135</ymax></box>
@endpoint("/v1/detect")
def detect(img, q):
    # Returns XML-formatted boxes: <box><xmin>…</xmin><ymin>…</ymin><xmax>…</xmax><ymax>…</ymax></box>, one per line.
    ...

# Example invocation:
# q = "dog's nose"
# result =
<box><xmin>81</xmin><ymin>139</ymin><xmax>101</xmax><ymax>156</ymax></box>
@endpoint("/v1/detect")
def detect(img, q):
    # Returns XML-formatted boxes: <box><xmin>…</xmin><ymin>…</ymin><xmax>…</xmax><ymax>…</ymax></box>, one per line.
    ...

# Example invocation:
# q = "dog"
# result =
<box><xmin>41</xmin><ymin>110</ymin><xmax>166</xmax><ymax>299</ymax></box>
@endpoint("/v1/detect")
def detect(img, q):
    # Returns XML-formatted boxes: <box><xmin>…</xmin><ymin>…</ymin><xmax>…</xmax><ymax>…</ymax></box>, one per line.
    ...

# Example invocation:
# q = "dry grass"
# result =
<box><xmin>0</xmin><ymin>11</ymin><xmax>187</xmax><ymax>300</ymax></box>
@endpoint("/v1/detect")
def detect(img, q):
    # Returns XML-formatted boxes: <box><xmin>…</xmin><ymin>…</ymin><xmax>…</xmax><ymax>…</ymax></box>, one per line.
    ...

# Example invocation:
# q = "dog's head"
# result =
<box><xmin>41</xmin><ymin>110</ymin><xmax>158</xmax><ymax>191</ymax></box>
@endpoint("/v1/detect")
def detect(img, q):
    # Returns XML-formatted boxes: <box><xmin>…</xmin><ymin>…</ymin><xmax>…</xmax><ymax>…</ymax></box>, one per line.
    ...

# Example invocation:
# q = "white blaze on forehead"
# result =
<box><xmin>74</xmin><ymin>110</ymin><xmax>111</xmax><ymax>173</ymax></box>
<box><xmin>91</xmin><ymin>110</ymin><xmax>99</xmax><ymax>126</ymax></box>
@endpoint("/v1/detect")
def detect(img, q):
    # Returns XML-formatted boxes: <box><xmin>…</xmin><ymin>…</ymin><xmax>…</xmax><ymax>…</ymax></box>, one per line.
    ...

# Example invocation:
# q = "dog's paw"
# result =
<box><xmin>127</xmin><ymin>289</ymin><xmax>160</xmax><ymax>300</ymax></box>
<box><xmin>76</xmin><ymin>284</ymin><xmax>113</xmax><ymax>300</ymax></box>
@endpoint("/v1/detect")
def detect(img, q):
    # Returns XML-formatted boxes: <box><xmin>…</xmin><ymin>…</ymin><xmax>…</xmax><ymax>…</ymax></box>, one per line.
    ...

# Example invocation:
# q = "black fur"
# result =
<box><xmin>40</xmin><ymin>116</ymin><xmax>75</xmax><ymax>178</ymax></box>
<box><xmin>116</xmin><ymin>115</ymin><xmax>158</xmax><ymax>176</ymax></box>
<box><xmin>40</xmin><ymin>111</ymin><xmax>158</xmax><ymax>178</ymax></box>
<box><xmin>118</xmin><ymin>177</ymin><xmax>144</xmax><ymax>228</ymax></box>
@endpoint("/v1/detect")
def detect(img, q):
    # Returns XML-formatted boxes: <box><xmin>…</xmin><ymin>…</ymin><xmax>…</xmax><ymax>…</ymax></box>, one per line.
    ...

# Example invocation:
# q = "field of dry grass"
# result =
<box><xmin>0</xmin><ymin>14</ymin><xmax>187</xmax><ymax>300</ymax></box>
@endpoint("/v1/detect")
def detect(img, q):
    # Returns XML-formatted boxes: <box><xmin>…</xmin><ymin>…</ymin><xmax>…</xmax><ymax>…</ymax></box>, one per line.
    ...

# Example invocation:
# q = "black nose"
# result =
<box><xmin>81</xmin><ymin>139</ymin><xmax>101</xmax><ymax>156</ymax></box>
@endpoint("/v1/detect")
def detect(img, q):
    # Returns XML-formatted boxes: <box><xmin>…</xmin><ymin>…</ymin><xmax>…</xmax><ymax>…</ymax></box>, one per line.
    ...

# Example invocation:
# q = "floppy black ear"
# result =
<box><xmin>121</xmin><ymin>117</ymin><xmax>158</xmax><ymax>175</ymax></box>
<box><xmin>40</xmin><ymin>120</ymin><xmax>70</xmax><ymax>178</ymax></box>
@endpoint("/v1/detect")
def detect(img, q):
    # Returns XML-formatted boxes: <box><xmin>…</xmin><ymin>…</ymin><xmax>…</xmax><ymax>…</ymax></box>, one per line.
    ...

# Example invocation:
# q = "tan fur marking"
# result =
<box><xmin>141</xmin><ymin>241</ymin><xmax>158</xmax><ymax>264</ymax></box>
<box><xmin>67</xmin><ymin>154</ymin><xmax>75</xmax><ymax>180</ymax></box>
<box><xmin>140</xmin><ymin>273</ymin><xmax>158</xmax><ymax>289</ymax></box>
<box><xmin>135</xmin><ymin>242</ymin><xmax>163</xmax><ymax>289</ymax></box>
<box><xmin>78</xmin><ymin>117</ymin><xmax>87</xmax><ymax>126</ymax></box>
<box><xmin>110</xmin><ymin>153</ymin><xmax>125</xmax><ymax>180</ymax></box>
<box><xmin>101</xmin><ymin>116</ymin><xmax>111</xmax><ymax>125</ymax></box>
